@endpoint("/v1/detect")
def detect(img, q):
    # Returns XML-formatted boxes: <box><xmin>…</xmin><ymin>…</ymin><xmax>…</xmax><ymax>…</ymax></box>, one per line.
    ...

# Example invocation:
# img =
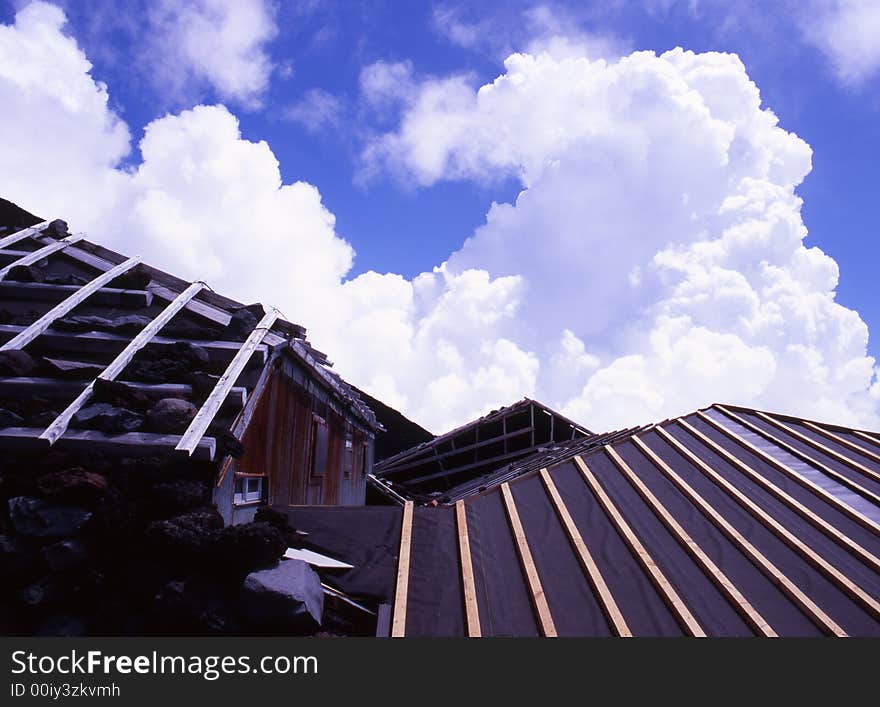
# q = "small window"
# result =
<box><xmin>343</xmin><ymin>433</ymin><xmax>354</xmax><ymax>478</ymax></box>
<box><xmin>234</xmin><ymin>475</ymin><xmax>264</xmax><ymax>505</ymax></box>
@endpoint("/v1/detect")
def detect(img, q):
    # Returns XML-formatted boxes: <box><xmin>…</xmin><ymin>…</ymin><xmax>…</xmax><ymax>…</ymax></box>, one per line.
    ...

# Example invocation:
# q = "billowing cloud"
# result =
<box><xmin>801</xmin><ymin>0</ymin><xmax>880</xmax><ymax>84</ymax></box>
<box><xmin>2</xmin><ymin>2</ymin><xmax>877</xmax><ymax>434</ymax></box>
<box><xmin>145</xmin><ymin>0</ymin><xmax>278</xmax><ymax>107</ymax></box>
<box><xmin>364</xmin><ymin>47</ymin><xmax>879</xmax><ymax>430</ymax></box>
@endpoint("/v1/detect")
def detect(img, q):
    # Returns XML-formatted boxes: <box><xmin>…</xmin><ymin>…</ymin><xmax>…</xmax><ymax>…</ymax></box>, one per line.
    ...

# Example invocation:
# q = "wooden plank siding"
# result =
<box><xmin>233</xmin><ymin>366</ymin><xmax>374</xmax><ymax>508</ymax></box>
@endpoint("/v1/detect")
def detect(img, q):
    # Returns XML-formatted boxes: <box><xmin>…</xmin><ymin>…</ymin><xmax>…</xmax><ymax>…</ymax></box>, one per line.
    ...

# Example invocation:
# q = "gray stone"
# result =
<box><xmin>0</xmin><ymin>349</ymin><xmax>36</xmax><ymax>376</ymax></box>
<box><xmin>241</xmin><ymin>559</ymin><xmax>323</xmax><ymax>632</ymax></box>
<box><xmin>72</xmin><ymin>403</ymin><xmax>144</xmax><ymax>434</ymax></box>
<box><xmin>0</xmin><ymin>408</ymin><xmax>24</xmax><ymax>428</ymax></box>
<box><xmin>8</xmin><ymin>496</ymin><xmax>92</xmax><ymax>538</ymax></box>
<box><xmin>42</xmin><ymin>539</ymin><xmax>90</xmax><ymax>572</ymax></box>
<box><xmin>146</xmin><ymin>398</ymin><xmax>198</xmax><ymax>433</ymax></box>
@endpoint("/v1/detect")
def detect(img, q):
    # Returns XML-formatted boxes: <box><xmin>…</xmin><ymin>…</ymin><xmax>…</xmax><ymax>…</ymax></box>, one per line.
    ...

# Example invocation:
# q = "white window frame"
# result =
<box><xmin>234</xmin><ymin>475</ymin><xmax>264</xmax><ymax>505</ymax></box>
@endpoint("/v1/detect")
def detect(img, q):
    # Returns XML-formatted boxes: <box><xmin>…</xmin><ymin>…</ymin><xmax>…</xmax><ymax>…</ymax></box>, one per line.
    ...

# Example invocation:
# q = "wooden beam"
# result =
<box><xmin>700</xmin><ymin>409</ymin><xmax>880</xmax><ymax>535</ymax></box>
<box><xmin>753</xmin><ymin>411</ymin><xmax>880</xmax><ymax>485</ymax></box>
<box><xmin>0</xmin><ymin>376</ymin><xmax>245</xmax><ymax>409</ymax></box>
<box><xmin>500</xmin><ymin>482</ymin><xmax>557</xmax><ymax>637</ymax></box>
<box><xmin>40</xmin><ymin>282</ymin><xmax>206</xmax><ymax>446</ymax></box>
<box><xmin>678</xmin><ymin>418</ymin><xmax>880</xmax><ymax>575</ymax></box>
<box><xmin>176</xmin><ymin>309</ymin><xmax>279</xmax><ymax>455</ymax></box>
<box><xmin>801</xmin><ymin>420</ymin><xmax>880</xmax><ymax>466</ymax></box>
<box><xmin>0</xmin><ymin>426</ymin><xmax>214</xmax><ymax>460</ymax></box>
<box><xmin>644</xmin><ymin>429</ymin><xmax>849</xmax><ymax>635</ymax></box>
<box><xmin>0</xmin><ymin>234</ymin><xmax>84</xmax><ymax>281</ymax></box>
<box><xmin>0</xmin><ymin>324</ymin><xmax>268</xmax><ymax>365</ymax></box>
<box><xmin>391</xmin><ymin>500</ymin><xmax>414</xmax><ymax>637</ymax></box>
<box><xmin>1</xmin><ymin>257</ymin><xmax>141</xmax><ymax>351</ymax></box>
<box><xmin>379</xmin><ymin>426</ymin><xmax>535</xmax><ymax>477</ymax></box>
<box><xmin>455</xmin><ymin>500</ymin><xmax>482</xmax><ymax>637</ymax></box>
<box><xmin>0</xmin><ymin>221</ymin><xmax>49</xmax><ymax>249</ymax></box>
<box><xmin>539</xmin><ymin>467</ymin><xmax>631</xmax><ymax>637</ymax></box>
<box><xmin>0</xmin><ymin>280</ymin><xmax>151</xmax><ymax>308</ymax></box>
<box><xmin>572</xmin><ymin>454</ymin><xmax>705</xmax><ymax>637</ymax></box>
<box><xmin>605</xmin><ymin>445</ymin><xmax>775</xmax><ymax>637</ymax></box>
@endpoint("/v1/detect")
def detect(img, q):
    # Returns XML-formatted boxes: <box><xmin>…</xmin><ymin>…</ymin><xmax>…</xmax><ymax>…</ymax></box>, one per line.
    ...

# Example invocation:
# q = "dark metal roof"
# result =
<box><xmin>389</xmin><ymin>403</ymin><xmax>880</xmax><ymax>636</ymax></box>
<box><xmin>0</xmin><ymin>221</ymin><xmax>379</xmax><ymax>463</ymax></box>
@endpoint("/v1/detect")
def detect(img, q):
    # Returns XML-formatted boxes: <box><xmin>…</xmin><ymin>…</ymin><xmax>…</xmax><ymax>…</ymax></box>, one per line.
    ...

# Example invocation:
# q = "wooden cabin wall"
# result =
<box><xmin>233</xmin><ymin>367</ymin><xmax>373</xmax><ymax>510</ymax></box>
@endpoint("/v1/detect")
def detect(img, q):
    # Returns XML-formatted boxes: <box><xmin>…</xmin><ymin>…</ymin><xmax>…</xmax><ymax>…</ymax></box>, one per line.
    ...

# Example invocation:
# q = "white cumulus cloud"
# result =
<box><xmin>1</xmin><ymin>2</ymin><xmax>877</xmax><ymax>434</ymax></box>
<box><xmin>801</xmin><ymin>0</ymin><xmax>880</xmax><ymax>84</ymax></box>
<box><xmin>363</xmin><ymin>46</ymin><xmax>879</xmax><ymax>430</ymax></box>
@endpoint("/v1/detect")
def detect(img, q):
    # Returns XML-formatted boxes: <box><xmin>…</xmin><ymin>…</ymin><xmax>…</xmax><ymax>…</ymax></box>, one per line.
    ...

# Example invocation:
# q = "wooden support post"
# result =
<box><xmin>40</xmin><ymin>282</ymin><xmax>206</xmax><ymax>446</ymax></box>
<box><xmin>0</xmin><ymin>234</ymin><xmax>84</xmax><ymax>281</ymax></box>
<box><xmin>699</xmin><ymin>410</ymin><xmax>880</xmax><ymax>536</ymax></box>
<box><xmin>391</xmin><ymin>501</ymin><xmax>414</xmax><ymax>637</ymax></box>
<box><xmin>500</xmin><ymin>482</ymin><xmax>557</xmax><ymax>637</ymax></box>
<box><xmin>1</xmin><ymin>256</ymin><xmax>141</xmax><ymax>351</ymax></box>
<box><xmin>644</xmin><ymin>430</ymin><xmax>850</xmax><ymax>635</ymax></box>
<box><xmin>572</xmin><ymin>454</ymin><xmax>705</xmax><ymax>637</ymax></box>
<box><xmin>677</xmin><ymin>418</ymin><xmax>880</xmax><ymax>574</ymax></box>
<box><xmin>539</xmin><ymin>467</ymin><xmax>631</xmax><ymax>637</ymax></box>
<box><xmin>455</xmin><ymin>500</ymin><xmax>481</xmax><ymax>637</ymax></box>
<box><xmin>605</xmin><ymin>445</ymin><xmax>775</xmax><ymax>636</ymax></box>
<box><xmin>175</xmin><ymin>309</ymin><xmax>279</xmax><ymax>455</ymax></box>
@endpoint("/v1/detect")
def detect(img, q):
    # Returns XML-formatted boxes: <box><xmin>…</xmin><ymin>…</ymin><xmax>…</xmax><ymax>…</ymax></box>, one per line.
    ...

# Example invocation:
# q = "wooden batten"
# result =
<box><xmin>0</xmin><ymin>234</ymin><xmax>84</xmax><ymax>281</ymax></box>
<box><xmin>700</xmin><ymin>409</ymin><xmax>880</xmax><ymax>536</ymax></box>
<box><xmin>573</xmin><ymin>454</ymin><xmax>705</xmax><ymax>637</ymax></box>
<box><xmin>0</xmin><ymin>221</ymin><xmax>49</xmax><ymax>249</ymax></box>
<box><xmin>391</xmin><ymin>501</ymin><xmax>414</xmax><ymax>637</ymax></box>
<box><xmin>176</xmin><ymin>308</ymin><xmax>279</xmax><ymax>455</ymax></box>
<box><xmin>0</xmin><ymin>256</ymin><xmax>141</xmax><ymax>351</ymax></box>
<box><xmin>605</xmin><ymin>444</ymin><xmax>775</xmax><ymax>637</ymax></box>
<box><xmin>40</xmin><ymin>282</ymin><xmax>206</xmax><ymax>446</ymax></box>
<box><xmin>648</xmin><ymin>428</ymin><xmax>849</xmax><ymax>635</ymax></box>
<box><xmin>455</xmin><ymin>500</ymin><xmax>482</xmax><ymax>637</ymax></box>
<box><xmin>677</xmin><ymin>418</ymin><xmax>880</xmax><ymax>575</ymax></box>
<box><xmin>500</xmin><ymin>482</ymin><xmax>557</xmax><ymax>637</ymax></box>
<box><xmin>539</xmin><ymin>467</ymin><xmax>631</xmax><ymax>637</ymax></box>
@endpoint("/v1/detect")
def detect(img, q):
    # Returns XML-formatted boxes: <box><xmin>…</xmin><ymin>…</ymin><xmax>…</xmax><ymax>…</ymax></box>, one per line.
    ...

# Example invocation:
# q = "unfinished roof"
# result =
<box><xmin>0</xmin><ymin>219</ymin><xmax>378</xmax><ymax>462</ymax></box>
<box><xmin>372</xmin><ymin>398</ymin><xmax>591</xmax><ymax>502</ymax></box>
<box><xmin>390</xmin><ymin>403</ymin><xmax>880</xmax><ymax>636</ymax></box>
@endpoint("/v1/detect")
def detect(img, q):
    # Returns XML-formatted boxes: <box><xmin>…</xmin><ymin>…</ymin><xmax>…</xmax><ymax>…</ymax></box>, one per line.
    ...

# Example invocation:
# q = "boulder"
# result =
<box><xmin>224</xmin><ymin>307</ymin><xmax>259</xmax><ymax>341</ymax></box>
<box><xmin>92</xmin><ymin>379</ymin><xmax>151</xmax><ymax>412</ymax></box>
<box><xmin>53</xmin><ymin>314</ymin><xmax>151</xmax><ymax>335</ymax></box>
<box><xmin>44</xmin><ymin>219</ymin><xmax>69</xmax><ymax>237</ymax></box>
<box><xmin>0</xmin><ymin>349</ymin><xmax>36</xmax><ymax>376</ymax></box>
<box><xmin>215</xmin><ymin>522</ymin><xmax>286</xmax><ymax>575</ymax></box>
<box><xmin>144</xmin><ymin>507</ymin><xmax>223</xmax><ymax>564</ymax></box>
<box><xmin>146</xmin><ymin>398</ymin><xmax>198</xmax><ymax>434</ymax></box>
<box><xmin>26</xmin><ymin>410</ymin><xmax>60</xmax><ymax>427</ymax></box>
<box><xmin>149</xmin><ymin>480</ymin><xmax>209</xmax><ymax>515</ymax></box>
<box><xmin>0</xmin><ymin>408</ymin><xmax>24</xmax><ymax>428</ymax></box>
<box><xmin>109</xmin><ymin>267</ymin><xmax>151</xmax><ymax>291</ymax></box>
<box><xmin>36</xmin><ymin>468</ymin><xmax>110</xmax><ymax>506</ymax></box>
<box><xmin>209</xmin><ymin>425</ymin><xmax>244</xmax><ymax>458</ymax></box>
<box><xmin>43</xmin><ymin>273</ymin><xmax>87</xmax><ymax>286</ymax></box>
<box><xmin>0</xmin><ymin>534</ymin><xmax>35</xmax><ymax>582</ymax></box>
<box><xmin>41</xmin><ymin>357</ymin><xmax>105</xmax><ymax>380</ymax></box>
<box><xmin>42</xmin><ymin>538</ymin><xmax>90</xmax><ymax>572</ymax></box>
<box><xmin>72</xmin><ymin>403</ymin><xmax>144</xmax><ymax>434</ymax></box>
<box><xmin>8</xmin><ymin>497</ymin><xmax>92</xmax><ymax>538</ymax></box>
<box><xmin>241</xmin><ymin>559</ymin><xmax>323</xmax><ymax>633</ymax></box>
<box><xmin>5</xmin><ymin>264</ymin><xmax>43</xmax><ymax>282</ymax></box>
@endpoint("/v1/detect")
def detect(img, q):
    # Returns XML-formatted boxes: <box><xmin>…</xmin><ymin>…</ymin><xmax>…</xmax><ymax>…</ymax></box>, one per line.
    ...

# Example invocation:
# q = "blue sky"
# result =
<box><xmin>1</xmin><ymin>0</ymin><xmax>879</xmax><ymax>431</ymax></box>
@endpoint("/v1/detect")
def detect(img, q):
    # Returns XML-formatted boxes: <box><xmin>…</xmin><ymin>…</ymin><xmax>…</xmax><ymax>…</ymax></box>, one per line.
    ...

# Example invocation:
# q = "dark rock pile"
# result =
<box><xmin>0</xmin><ymin>448</ymin><xmax>319</xmax><ymax>636</ymax></box>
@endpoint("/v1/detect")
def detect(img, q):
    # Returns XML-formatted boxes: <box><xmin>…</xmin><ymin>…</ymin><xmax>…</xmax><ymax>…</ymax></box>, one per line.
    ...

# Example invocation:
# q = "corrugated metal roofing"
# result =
<box><xmin>390</xmin><ymin>403</ymin><xmax>880</xmax><ymax>636</ymax></box>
